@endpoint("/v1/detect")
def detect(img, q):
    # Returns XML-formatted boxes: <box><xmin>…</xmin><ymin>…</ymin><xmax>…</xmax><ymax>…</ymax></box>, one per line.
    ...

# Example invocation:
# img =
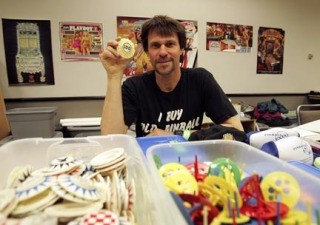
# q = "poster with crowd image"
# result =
<box><xmin>206</xmin><ymin>22</ymin><xmax>253</xmax><ymax>53</ymax></box>
<box><xmin>59</xmin><ymin>22</ymin><xmax>103</xmax><ymax>61</ymax></box>
<box><xmin>117</xmin><ymin>16</ymin><xmax>198</xmax><ymax>78</ymax></box>
<box><xmin>2</xmin><ymin>18</ymin><xmax>54</xmax><ymax>86</ymax></box>
<box><xmin>257</xmin><ymin>27</ymin><xmax>285</xmax><ymax>74</ymax></box>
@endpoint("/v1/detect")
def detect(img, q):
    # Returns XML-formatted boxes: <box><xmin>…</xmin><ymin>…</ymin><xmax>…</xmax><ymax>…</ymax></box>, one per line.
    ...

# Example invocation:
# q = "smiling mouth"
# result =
<box><xmin>156</xmin><ymin>61</ymin><xmax>171</xmax><ymax>69</ymax></box>
<box><xmin>158</xmin><ymin>61</ymin><xmax>170</xmax><ymax>64</ymax></box>
<box><xmin>157</xmin><ymin>59</ymin><xmax>172</xmax><ymax>64</ymax></box>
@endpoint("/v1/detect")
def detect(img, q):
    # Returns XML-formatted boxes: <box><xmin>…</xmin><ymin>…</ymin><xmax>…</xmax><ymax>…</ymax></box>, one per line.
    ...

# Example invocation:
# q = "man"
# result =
<box><xmin>99</xmin><ymin>15</ymin><xmax>243</xmax><ymax>137</ymax></box>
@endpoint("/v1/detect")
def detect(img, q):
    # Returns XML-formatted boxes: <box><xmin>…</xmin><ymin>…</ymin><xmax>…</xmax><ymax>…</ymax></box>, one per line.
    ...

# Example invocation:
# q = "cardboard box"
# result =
<box><xmin>6</xmin><ymin>107</ymin><xmax>57</xmax><ymax>139</ymax></box>
<box><xmin>0</xmin><ymin>89</ymin><xmax>10</xmax><ymax>139</ymax></box>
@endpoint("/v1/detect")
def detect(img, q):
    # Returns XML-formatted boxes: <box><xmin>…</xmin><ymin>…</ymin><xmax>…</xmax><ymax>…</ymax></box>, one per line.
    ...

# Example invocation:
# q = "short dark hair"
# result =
<box><xmin>141</xmin><ymin>15</ymin><xmax>186</xmax><ymax>52</ymax></box>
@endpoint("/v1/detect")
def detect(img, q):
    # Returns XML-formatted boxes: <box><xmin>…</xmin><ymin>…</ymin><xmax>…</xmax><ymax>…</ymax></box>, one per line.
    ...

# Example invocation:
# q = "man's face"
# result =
<box><xmin>146</xmin><ymin>31</ymin><xmax>182</xmax><ymax>76</ymax></box>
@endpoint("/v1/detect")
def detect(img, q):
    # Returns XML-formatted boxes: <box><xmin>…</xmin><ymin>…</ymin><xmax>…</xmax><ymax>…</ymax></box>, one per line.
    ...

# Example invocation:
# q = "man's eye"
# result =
<box><xmin>166</xmin><ymin>42</ymin><xmax>175</xmax><ymax>47</ymax></box>
<box><xmin>151</xmin><ymin>43</ymin><xmax>160</xmax><ymax>48</ymax></box>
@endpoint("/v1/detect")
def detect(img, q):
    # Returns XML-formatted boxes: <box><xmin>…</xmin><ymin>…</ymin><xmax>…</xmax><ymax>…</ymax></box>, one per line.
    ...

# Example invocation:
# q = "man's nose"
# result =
<box><xmin>159</xmin><ymin>44</ymin><xmax>168</xmax><ymax>55</ymax></box>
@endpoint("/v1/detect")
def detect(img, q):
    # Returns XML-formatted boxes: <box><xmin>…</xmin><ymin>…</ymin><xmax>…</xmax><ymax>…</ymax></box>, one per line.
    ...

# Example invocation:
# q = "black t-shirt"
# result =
<box><xmin>122</xmin><ymin>67</ymin><xmax>237</xmax><ymax>137</ymax></box>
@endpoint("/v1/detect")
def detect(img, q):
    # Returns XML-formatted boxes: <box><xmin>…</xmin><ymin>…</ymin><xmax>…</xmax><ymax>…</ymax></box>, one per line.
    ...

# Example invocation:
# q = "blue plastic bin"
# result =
<box><xmin>287</xmin><ymin>160</ymin><xmax>320</xmax><ymax>178</ymax></box>
<box><xmin>136</xmin><ymin>135</ymin><xmax>187</xmax><ymax>154</ymax></box>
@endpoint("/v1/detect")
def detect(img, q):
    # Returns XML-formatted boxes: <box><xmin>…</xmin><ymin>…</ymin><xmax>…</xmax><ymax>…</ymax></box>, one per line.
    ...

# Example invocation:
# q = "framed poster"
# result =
<box><xmin>257</xmin><ymin>27</ymin><xmax>285</xmax><ymax>74</ymax></box>
<box><xmin>179</xmin><ymin>20</ymin><xmax>198</xmax><ymax>68</ymax></box>
<box><xmin>2</xmin><ymin>18</ymin><xmax>54</xmax><ymax>86</ymax></box>
<box><xmin>117</xmin><ymin>16</ymin><xmax>151</xmax><ymax>77</ymax></box>
<box><xmin>206</xmin><ymin>22</ymin><xmax>253</xmax><ymax>53</ymax></box>
<box><xmin>59</xmin><ymin>22</ymin><xmax>103</xmax><ymax>61</ymax></box>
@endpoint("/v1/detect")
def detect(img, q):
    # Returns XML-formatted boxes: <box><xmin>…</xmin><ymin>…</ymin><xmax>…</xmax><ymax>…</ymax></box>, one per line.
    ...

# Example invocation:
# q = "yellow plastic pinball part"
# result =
<box><xmin>280</xmin><ymin>209</ymin><xmax>309</xmax><ymax>225</ymax></box>
<box><xmin>260</xmin><ymin>171</ymin><xmax>300</xmax><ymax>209</ymax></box>
<box><xmin>223</xmin><ymin>167</ymin><xmax>238</xmax><ymax>189</ymax></box>
<box><xmin>117</xmin><ymin>38</ymin><xmax>135</xmax><ymax>59</ymax></box>
<box><xmin>203</xmin><ymin>175</ymin><xmax>242</xmax><ymax>208</ymax></box>
<box><xmin>210</xmin><ymin>209</ymin><xmax>250</xmax><ymax>225</ymax></box>
<box><xmin>198</xmin><ymin>182</ymin><xmax>223</xmax><ymax>206</ymax></box>
<box><xmin>158</xmin><ymin>162</ymin><xmax>189</xmax><ymax>180</ymax></box>
<box><xmin>164</xmin><ymin>170</ymin><xmax>198</xmax><ymax>195</ymax></box>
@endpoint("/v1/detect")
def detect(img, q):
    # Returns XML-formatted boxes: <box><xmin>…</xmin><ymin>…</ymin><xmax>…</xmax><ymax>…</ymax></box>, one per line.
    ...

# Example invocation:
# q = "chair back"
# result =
<box><xmin>296</xmin><ymin>104</ymin><xmax>320</xmax><ymax>125</ymax></box>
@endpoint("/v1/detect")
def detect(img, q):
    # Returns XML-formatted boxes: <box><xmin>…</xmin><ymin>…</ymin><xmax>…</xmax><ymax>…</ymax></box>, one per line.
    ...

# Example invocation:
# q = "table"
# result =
<box><xmin>297</xmin><ymin>119</ymin><xmax>320</xmax><ymax>134</ymax></box>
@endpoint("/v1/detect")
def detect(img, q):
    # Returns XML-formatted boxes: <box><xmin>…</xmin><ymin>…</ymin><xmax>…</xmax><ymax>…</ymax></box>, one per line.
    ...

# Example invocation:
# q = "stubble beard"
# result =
<box><xmin>154</xmin><ymin>60</ymin><xmax>176</xmax><ymax>76</ymax></box>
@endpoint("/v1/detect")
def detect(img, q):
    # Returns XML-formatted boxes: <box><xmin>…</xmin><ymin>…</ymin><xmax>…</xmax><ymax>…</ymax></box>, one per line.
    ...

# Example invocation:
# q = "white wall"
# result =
<box><xmin>1</xmin><ymin>0</ymin><xmax>320</xmax><ymax>98</ymax></box>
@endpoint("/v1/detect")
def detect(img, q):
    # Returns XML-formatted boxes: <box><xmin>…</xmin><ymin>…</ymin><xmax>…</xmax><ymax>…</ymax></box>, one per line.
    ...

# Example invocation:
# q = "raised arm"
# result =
<box><xmin>99</xmin><ymin>38</ymin><xmax>133</xmax><ymax>135</ymax></box>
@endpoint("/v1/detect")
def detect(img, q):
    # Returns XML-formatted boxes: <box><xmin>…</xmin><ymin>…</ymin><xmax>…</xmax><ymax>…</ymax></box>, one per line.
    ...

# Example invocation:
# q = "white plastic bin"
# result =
<box><xmin>146</xmin><ymin>140</ymin><xmax>320</xmax><ymax>222</ymax></box>
<box><xmin>0</xmin><ymin>135</ymin><xmax>187</xmax><ymax>225</ymax></box>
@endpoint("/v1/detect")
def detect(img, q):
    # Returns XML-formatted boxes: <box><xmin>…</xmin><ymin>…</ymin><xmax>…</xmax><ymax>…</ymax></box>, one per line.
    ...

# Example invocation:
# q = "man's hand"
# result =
<box><xmin>99</xmin><ymin>37</ymin><xmax>135</xmax><ymax>78</ymax></box>
<box><xmin>147</xmin><ymin>128</ymin><xmax>173</xmax><ymax>136</ymax></box>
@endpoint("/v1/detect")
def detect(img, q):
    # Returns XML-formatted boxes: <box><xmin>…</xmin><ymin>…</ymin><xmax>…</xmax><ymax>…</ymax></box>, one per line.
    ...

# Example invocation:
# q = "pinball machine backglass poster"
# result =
<box><xmin>59</xmin><ymin>22</ymin><xmax>103</xmax><ymax>61</ymax></box>
<box><xmin>2</xmin><ymin>18</ymin><xmax>55</xmax><ymax>86</ymax></box>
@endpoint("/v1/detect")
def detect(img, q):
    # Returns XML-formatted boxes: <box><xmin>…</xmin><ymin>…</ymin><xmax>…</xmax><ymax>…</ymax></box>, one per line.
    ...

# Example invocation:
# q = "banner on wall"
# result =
<box><xmin>2</xmin><ymin>18</ymin><xmax>55</xmax><ymax>86</ymax></box>
<box><xmin>256</xmin><ymin>27</ymin><xmax>285</xmax><ymax>74</ymax></box>
<box><xmin>206</xmin><ymin>22</ymin><xmax>253</xmax><ymax>53</ymax></box>
<box><xmin>59</xmin><ymin>22</ymin><xmax>103</xmax><ymax>61</ymax></box>
<box><xmin>117</xmin><ymin>16</ymin><xmax>198</xmax><ymax>78</ymax></box>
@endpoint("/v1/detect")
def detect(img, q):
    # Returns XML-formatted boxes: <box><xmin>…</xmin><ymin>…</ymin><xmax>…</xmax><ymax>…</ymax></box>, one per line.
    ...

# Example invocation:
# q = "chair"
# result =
<box><xmin>296</xmin><ymin>104</ymin><xmax>320</xmax><ymax>125</ymax></box>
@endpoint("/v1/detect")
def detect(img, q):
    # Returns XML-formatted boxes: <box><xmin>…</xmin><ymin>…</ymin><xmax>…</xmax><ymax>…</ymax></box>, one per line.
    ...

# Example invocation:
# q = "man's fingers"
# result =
<box><xmin>100</xmin><ymin>46</ymin><xmax>120</xmax><ymax>61</ymax></box>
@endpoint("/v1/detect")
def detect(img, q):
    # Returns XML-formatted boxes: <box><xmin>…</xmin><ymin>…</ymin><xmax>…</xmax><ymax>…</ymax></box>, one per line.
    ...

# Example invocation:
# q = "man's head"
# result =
<box><xmin>141</xmin><ymin>15</ymin><xmax>186</xmax><ymax>52</ymax></box>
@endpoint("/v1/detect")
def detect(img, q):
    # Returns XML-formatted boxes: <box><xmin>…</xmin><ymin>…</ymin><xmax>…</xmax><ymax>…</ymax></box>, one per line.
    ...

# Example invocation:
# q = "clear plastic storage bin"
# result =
<box><xmin>146</xmin><ymin>140</ymin><xmax>320</xmax><ymax>222</ymax></box>
<box><xmin>0</xmin><ymin>135</ymin><xmax>187</xmax><ymax>225</ymax></box>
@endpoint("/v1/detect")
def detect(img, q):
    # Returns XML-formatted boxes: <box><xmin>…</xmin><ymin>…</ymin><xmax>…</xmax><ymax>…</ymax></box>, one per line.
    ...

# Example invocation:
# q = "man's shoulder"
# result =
<box><xmin>181</xmin><ymin>67</ymin><xmax>212</xmax><ymax>78</ymax></box>
<box><xmin>124</xmin><ymin>71</ymin><xmax>154</xmax><ymax>83</ymax></box>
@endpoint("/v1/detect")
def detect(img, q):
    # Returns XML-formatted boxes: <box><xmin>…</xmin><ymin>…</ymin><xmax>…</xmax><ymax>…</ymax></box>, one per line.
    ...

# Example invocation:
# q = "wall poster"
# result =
<box><xmin>2</xmin><ymin>18</ymin><xmax>55</xmax><ymax>86</ymax></box>
<box><xmin>206</xmin><ymin>22</ymin><xmax>253</xmax><ymax>53</ymax></box>
<box><xmin>59</xmin><ymin>22</ymin><xmax>103</xmax><ymax>61</ymax></box>
<box><xmin>117</xmin><ymin>16</ymin><xmax>150</xmax><ymax>77</ymax></box>
<box><xmin>256</xmin><ymin>27</ymin><xmax>285</xmax><ymax>74</ymax></box>
<box><xmin>117</xmin><ymin>16</ymin><xmax>198</xmax><ymax>78</ymax></box>
<box><xmin>180</xmin><ymin>20</ymin><xmax>198</xmax><ymax>69</ymax></box>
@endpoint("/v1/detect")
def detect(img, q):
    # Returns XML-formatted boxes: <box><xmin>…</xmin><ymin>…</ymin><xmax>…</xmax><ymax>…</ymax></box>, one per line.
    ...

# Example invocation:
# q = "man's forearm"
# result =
<box><xmin>100</xmin><ymin>77</ymin><xmax>127</xmax><ymax>135</ymax></box>
<box><xmin>220</xmin><ymin>115</ymin><xmax>244</xmax><ymax>131</ymax></box>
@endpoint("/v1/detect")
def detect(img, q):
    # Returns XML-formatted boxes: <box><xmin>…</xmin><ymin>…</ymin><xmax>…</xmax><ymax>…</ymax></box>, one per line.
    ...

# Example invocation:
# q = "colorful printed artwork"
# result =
<box><xmin>59</xmin><ymin>22</ymin><xmax>103</xmax><ymax>61</ymax></box>
<box><xmin>206</xmin><ymin>22</ymin><xmax>253</xmax><ymax>53</ymax></box>
<box><xmin>180</xmin><ymin>20</ymin><xmax>198</xmax><ymax>68</ymax></box>
<box><xmin>2</xmin><ymin>18</ymin><xmax>55</xmax><ymax>86</ymax></box>
<box><xmin>256</xmin><ymin>27</ymin><xmax>285</xmax><ymax>74</ymax></box>
<box><xmin>117</xmin><ymin>16</ymin><xmax>150</xmax><ymax>77</ymax></box>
